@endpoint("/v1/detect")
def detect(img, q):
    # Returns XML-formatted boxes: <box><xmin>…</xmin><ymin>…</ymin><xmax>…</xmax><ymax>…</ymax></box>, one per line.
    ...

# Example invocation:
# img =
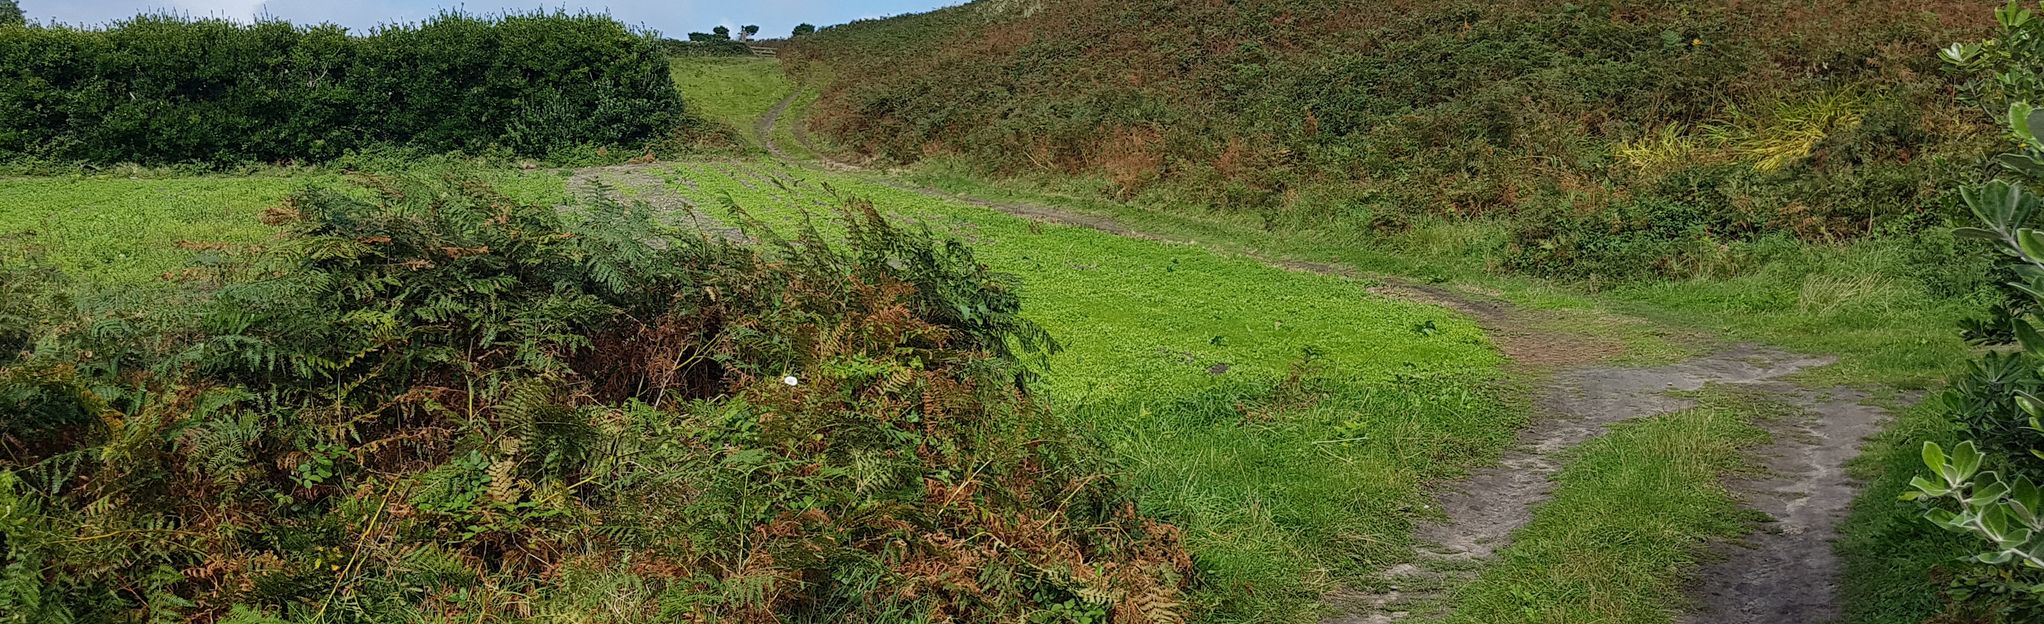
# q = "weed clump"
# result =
<box><xmin>0</xmin><ymin>172</ymin><xmax>1190</xmax><ymax>622</ymax></box>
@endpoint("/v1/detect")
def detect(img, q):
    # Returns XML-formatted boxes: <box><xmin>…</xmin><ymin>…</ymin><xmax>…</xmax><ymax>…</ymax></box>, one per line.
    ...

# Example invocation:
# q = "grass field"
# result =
<box><xmin>0</xmin><ymin>174</ymin><xmax>310</xmax><ymax>307</ymax></box>
<box><xmin>887</xmin><ymin>163</ymin><xmax>1986</xmax><ymax>623</ymax></box>
<box><xmin>892</xmin><ymin>150</ymin><xmax>1983</xmax><ymax>624</ymax></box>
<box><xmin>667</xmin><ymin>56</ymin><xmax>790</xmax><ymax>153</ymax></box>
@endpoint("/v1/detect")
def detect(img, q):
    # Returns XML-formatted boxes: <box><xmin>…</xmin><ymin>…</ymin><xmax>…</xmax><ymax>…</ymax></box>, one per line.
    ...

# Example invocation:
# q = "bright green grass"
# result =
<box><xmin>669</xmin><ymin>57</ymin><xmax>791</xmax><ymax>152</ymax></box>
<box><xmin>0</xmin><ymin>174</ymin><xmax>311</xmax><ymax>306</ymax></box>
<box><xmin>768</xmin><ymin>86</ymin><xmax>828</xmax><ymax>162</ymax></box>
<box><xmin>1438</xmin><ymin>389</ymin><xmax>1779</xmax><ymax>624</ymax></box>
<box><xmin>657</xmin><ymin>159</ymin><xmax>1521</xmax><ymax>621</ymax></box>
<box><xmin>901</xmin><ymin>158</ymin><xmax>1980</xmax><ymax>386</ymax></box>
<box><xmin>0</xmin><ymin>168</ymin><xmax>571</xmax><ymax>307</ymax></box>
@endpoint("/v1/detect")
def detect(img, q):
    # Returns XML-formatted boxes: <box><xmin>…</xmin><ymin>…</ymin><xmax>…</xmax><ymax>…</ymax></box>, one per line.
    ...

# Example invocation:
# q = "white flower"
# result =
<box><xmin>783</xmin><ymin>376</ymin><xmax>800</xmax><ymax>386</ymax></box>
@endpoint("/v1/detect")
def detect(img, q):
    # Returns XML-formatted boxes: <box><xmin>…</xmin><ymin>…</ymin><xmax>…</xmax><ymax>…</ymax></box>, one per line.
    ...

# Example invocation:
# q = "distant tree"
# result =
<box><xmin>712</xmin><ymin>25</ymin><xmax>730</xmax><ymax>40</ymax></box>
<box><xmin>0</xmin><ymin>0</ymin><xmax>25</xmax><ymax>27</ymax></box>
<box><xmin>687</xmin><ymin>32</ymin><xmax>715</xmax><ymax>42</ymax></box>
<box><xmin>740</xmin><ymin>25</ymin><xmax>760</xmax><ymax>41</ymax></box>
<box><xmin>792</xmin><ymin>23</ymin><xmax>816</xmax><ymax>37</ymax></box>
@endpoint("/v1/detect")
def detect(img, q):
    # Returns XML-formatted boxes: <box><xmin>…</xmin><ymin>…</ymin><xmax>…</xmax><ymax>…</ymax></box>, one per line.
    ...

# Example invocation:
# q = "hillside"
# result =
<box><xmin>791</xmin><ymin>0</ymin><xmax>1994</xmax><ymax>280</ymax></box>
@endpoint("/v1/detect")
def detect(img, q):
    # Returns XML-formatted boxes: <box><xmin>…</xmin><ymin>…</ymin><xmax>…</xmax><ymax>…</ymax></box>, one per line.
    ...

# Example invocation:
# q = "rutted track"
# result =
<box><xmin>1326</xmin><ymin>346</ymin><xmax>1889</xmax><ymax>623</ymax></box>
<box><xmin>734</xmin><ymin>82</ymin><xmax>1897</xmax><ymax>624</ymax></box>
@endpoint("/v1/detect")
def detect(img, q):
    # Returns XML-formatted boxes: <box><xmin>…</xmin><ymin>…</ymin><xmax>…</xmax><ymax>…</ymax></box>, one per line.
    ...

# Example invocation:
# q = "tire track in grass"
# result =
<box><xmin>740</xmin><ymin>77</ymin><xmax>1898</xmax><ymax>624</ymax></box>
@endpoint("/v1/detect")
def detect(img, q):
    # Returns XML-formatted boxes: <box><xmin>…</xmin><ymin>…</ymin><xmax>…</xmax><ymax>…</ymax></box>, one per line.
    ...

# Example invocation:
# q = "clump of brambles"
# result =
<box><xmin>0</xmin><ymin>172</ymin><xmax>1191</xmax><ymax>623</ymax></box>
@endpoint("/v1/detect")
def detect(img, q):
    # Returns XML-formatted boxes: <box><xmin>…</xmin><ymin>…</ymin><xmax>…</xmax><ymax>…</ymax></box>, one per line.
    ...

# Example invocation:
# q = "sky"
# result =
<box><xmin>18</xmin><ymin>0</ymin><xmax>963</xmax><ymax>39</ymax></box>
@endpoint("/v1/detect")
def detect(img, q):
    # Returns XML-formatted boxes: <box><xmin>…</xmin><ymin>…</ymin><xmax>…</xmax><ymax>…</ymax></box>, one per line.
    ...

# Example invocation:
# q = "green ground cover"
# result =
<box><xmin>896</xmin><ymin>145</ymin><xmax>1983</xmax><ymax>624</ymax></box>
<box><xmin>0</xmin><ymin>168</ymin><xmax>566</xmax><ymax>305</ymax></box>
<box><xmin>0</xmin><ymin>156</ymin><xmax>1528</xmax><ymax>621</ymax></box>
<box><xmin>0</xmin><ymin>174</ymin><xmax>310</xmax><ymax>306</ymax></box>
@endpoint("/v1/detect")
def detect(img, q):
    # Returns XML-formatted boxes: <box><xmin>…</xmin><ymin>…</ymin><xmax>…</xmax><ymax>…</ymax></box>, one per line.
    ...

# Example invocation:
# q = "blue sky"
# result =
<box><xmin>18</xmin><ymin>0</ymin><xmax>962</xmax><ymax>38</ymax></box>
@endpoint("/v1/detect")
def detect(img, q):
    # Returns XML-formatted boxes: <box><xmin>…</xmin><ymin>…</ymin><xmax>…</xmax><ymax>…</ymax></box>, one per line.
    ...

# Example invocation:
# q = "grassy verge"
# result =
<box><xmin>0</xmin><ymin>167</ymin><xmax>567</xmax><ymax>306</ymax></box>
<box><xmin>1837</xmin><ymin>399</ymin><xmax>1977</xmax><ymax>624</ymax></box>
<box><xmin>666</xmin><ymin>56</ymin><xmax>789</xmax><ymax>150</ymax></box>
<box><xmin>1439</xmin><ymin>390</ymin><xmax>1779</xmax><ymax>624</ymax></box>
<box><xmin>902</xmin><ymin>158</ymin><xmax>1983</xmax><ymax>383</ymax></box>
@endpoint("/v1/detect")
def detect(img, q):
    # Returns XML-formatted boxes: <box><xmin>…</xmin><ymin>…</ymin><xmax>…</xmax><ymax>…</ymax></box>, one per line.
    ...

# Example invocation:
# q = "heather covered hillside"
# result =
<box><xmin>792</xmin><ymin>0</ymin><xmax>1995</xmax><ymax>280</ymax></box>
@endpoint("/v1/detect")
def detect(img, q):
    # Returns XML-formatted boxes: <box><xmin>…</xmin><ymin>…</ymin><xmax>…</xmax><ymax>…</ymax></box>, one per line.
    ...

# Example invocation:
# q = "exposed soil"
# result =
<box><xmin>1422</xmin><ymin>346</ymin><xmax>1837</xmax><ymax>562</ymax></box>
<box><xmin>569</xmin><ymin>164</ymin><xmax>695</xmax><ymax>210</ymax></box>
<box><xmin>1681</xmin><ymin>385</ymin><xmax>1893</xmax><ymax>624</ymax></box>
<box><xmin>748</xmin><ymin>85</ymin><xmax>1898</xmax><ymax>624</ymax></box>
<box><xmin>757</xmin><ymin>93</ymin><xmax>796</xmax><ymax>161</ymax></box>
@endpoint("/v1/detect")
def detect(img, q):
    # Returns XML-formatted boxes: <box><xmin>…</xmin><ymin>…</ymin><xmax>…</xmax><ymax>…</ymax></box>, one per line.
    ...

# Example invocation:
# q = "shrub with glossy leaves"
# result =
<box><xmin>1910</xmin><ymin>4</ymin><xmax>2044</xmax><ymax>615</ymax></box>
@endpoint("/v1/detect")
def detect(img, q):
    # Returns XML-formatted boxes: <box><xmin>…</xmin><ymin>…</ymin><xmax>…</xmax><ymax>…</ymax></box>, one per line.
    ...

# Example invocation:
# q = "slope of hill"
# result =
<box><xmin>790</xmin><ymin>0</ymin><xmax>1994</xmax><ymax>280</ymax></box>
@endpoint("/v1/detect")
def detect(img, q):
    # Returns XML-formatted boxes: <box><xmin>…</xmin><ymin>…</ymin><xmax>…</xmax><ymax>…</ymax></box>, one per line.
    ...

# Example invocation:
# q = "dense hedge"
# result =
<box><xmin>0</xmin><ymin>12</ymin><xmax>689</xmax><ymax>164</ymax></box>
<box><xmin>661</xmin><ymin>38</ymin><xmax>752</xmax><ymax>56</ymax></box>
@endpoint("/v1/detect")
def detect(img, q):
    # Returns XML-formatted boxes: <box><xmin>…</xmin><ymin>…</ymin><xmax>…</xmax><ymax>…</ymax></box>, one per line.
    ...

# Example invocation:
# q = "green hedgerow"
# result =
<box><xmin>0</xmin><ymin>11</ymin><xmax>690</xmax><ymax>165</ymax></box>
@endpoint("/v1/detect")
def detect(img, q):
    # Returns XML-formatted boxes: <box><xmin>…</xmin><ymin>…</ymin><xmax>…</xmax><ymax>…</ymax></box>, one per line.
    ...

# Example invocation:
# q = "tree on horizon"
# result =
<box><xmin>0</xmin><ymin>0</ymin><xmax>26</xmax><ymax>27</ymax></box>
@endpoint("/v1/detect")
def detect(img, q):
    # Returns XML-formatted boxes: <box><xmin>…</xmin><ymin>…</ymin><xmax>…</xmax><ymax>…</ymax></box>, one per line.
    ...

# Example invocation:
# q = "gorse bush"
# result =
<box><xmin>0</xmin><ymin>172</ymin><xmax>1192</xmax><ymax>622</ymax></box>
<box><xmin>792</xmin><ymin>0</ymin><xmax>1994</xmax><ymax>281</ymax></box>
<box><xmin>0</xmin><ymin>12</ymin><xmax>689</xmax><ymax>165</ymax></box>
